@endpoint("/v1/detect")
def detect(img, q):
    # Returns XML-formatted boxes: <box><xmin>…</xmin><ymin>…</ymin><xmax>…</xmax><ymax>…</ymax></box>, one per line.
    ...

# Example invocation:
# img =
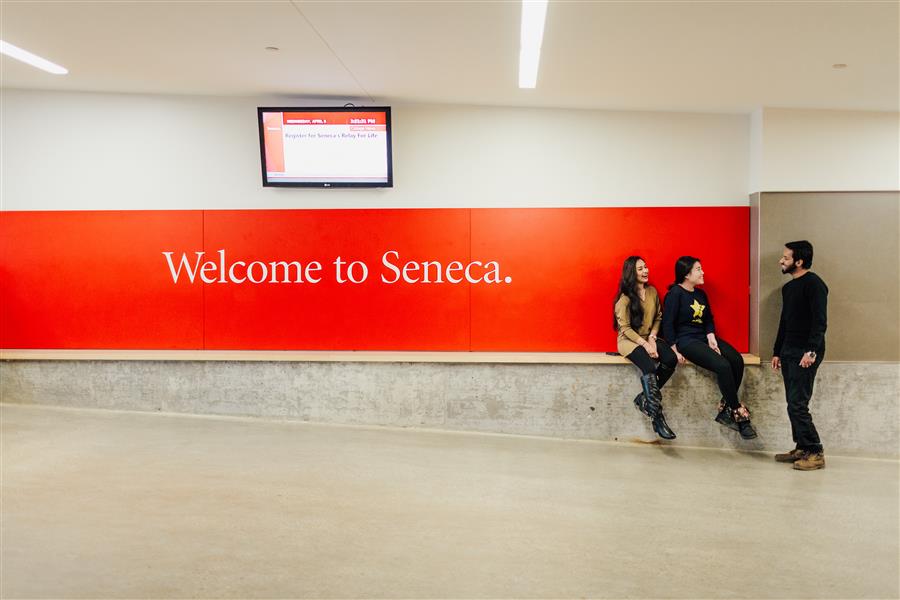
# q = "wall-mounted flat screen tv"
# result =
<box><xmin>257</xmin><ymin>106</ymin><xmax>392</xmax><ymax>188</ymax></box>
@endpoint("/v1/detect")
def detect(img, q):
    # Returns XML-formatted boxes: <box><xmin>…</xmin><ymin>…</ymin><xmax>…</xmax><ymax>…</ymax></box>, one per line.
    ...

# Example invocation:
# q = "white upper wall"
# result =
<box><xmin>1</xmin><ymin>89</ymin><xmax>751</xmax><ymax>211</ymax></box>
<box><xmin>754</xmin><ymin>108</ymin><xmax>900</xmax><ymax>192</ymax></box>
<box><xmin>748</xmin><ymin>108</ymin><xmax>764</xmax><ymax>195</ymax></box>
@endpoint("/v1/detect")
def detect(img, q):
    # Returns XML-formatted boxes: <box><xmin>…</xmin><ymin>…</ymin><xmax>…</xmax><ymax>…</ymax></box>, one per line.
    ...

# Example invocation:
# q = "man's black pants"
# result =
<box><xmin>781</xmin><ymin>347</ymin><xmax>824</xmax><ymax>453</ymax></box>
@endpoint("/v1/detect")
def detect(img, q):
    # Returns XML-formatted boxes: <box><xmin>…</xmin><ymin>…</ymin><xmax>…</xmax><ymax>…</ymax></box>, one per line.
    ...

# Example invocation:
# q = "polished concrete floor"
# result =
<box><xmin>2</xmin><ymin>403</ymin><xmax>898</xmax><ymax>599</ymax></box>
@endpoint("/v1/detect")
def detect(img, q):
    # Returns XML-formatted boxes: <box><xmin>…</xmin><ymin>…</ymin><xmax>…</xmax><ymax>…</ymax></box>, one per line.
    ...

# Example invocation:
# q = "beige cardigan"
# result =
<box><xmin>615</xmin><ymin>285</ymin><xmax>663</xmax><ymax>357</ymax></box>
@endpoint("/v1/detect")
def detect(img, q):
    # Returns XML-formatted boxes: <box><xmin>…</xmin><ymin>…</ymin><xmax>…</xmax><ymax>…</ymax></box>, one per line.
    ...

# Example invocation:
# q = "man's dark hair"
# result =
<box><xmin>785</xmin><ymin>240</ymin><xmax>814</xmax><ymax>269</ymax></box>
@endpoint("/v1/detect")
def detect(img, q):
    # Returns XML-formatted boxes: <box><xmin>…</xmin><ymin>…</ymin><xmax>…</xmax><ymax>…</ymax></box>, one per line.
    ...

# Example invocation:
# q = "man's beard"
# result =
<box><xmin>782</xmin><ymin>262</ymin><xmax>797</xmax><ymax>274</ymax></box>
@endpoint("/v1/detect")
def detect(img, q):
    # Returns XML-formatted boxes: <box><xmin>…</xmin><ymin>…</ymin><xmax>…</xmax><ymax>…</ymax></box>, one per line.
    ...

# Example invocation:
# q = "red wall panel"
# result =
<box><xmin>0</xmin><ymin>211</ymin><xmax>203</xmax><ymax>349</ymax></box>
<box><xmin>202</xmin><ymin>209</ymin><xmax>471</xmax><ymax>350</ymax></box>
<box><xmin>0</xmin><ymin>207</ymin><xmax>748</xmax><ymax>352</ymax></box>
<box><xmin>470</xmin><ymin>207</ymin><xmax>749</xmax><ymax>351</ymax></box>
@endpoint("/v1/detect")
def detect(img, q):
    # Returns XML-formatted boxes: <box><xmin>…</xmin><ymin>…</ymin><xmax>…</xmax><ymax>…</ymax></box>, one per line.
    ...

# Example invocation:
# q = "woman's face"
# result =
<box><xmin>685</xmin><ymin>261</ymin><xmax>704</xmax><ymax>286</ymax></box>
<box><xmin>635</xmin><ymin>259</ymin><xmax>649</xmax><ymax>284</ymax></box>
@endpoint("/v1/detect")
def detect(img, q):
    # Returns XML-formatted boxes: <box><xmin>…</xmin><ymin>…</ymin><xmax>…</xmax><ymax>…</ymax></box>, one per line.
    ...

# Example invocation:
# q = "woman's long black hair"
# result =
<box><xmin>613</xmin><ymin>256</ymin><xmax>645</xmax><ymax>332</ymax></box>
<box><xmin>668</xmin><ymin>255</ymin><xmax>701</xmax><ymax>290</ymax></box>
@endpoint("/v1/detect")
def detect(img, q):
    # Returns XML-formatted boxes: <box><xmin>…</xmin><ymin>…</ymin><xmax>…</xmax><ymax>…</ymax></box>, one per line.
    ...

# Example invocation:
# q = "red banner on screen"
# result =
<box><xmin>281</xmin><ymin>112</ymin><xmax>387</xmax><ymax>126</ymax></box>
<box><xmin>0</xmin><ymin>207</ymin><xmax>748</xmax><ymax>351</ymax></box>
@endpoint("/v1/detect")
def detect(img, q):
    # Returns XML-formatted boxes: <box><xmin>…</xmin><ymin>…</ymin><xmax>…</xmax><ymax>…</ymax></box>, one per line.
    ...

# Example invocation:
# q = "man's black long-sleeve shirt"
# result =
<box><xmin>773</xmin><ymin>271</ymin><xmax>828</xmax><ymax>355</ymax></box>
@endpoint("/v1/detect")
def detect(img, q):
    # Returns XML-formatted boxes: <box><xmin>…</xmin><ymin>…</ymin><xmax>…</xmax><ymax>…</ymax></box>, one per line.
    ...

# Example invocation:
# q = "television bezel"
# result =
<box><xmin>257</xmin><ymin>106</ymin><xmax>393</xmax><ymax>188</ymax></box>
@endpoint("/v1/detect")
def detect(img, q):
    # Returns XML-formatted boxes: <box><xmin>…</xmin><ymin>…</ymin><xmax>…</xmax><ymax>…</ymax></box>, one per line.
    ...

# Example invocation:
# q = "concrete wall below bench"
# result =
<box><xmin>1</xmin><ymin>360</ymin><xmax>897</xmax><ymax>458</ymax></box>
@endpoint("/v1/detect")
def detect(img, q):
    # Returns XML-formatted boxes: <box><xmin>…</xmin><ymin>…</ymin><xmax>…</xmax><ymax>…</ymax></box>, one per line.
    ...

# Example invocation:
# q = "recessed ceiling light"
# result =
<box><xmin>265</xmin><ymin>46</ymin><xmax>280</xmax><ymax>52</ymax></box>
<box><xmin>832</xmin><ymin>63</ymin><xmax>848</xmax><ymax>69</ymax></box>
<box><xmin>519</xmin><ymin>0</ymin><xmax>549</xmax><ymax>89</ymax></box>
<box><xmin>0</xmin><ymin>40</ymin><xmax>68</xmax><ymax>75</ymax></box>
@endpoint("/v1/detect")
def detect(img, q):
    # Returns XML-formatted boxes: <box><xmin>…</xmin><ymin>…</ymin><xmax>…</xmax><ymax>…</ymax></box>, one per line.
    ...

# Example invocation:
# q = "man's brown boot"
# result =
<box><xmin>774</xmin><ymin>448</ymin><xmax>805</xmax><ymax>463</ymax></box>
<box><xmin>793</xmin><ymin>452</ymin><xmax>826</xmax><ymax>471</ymax></box>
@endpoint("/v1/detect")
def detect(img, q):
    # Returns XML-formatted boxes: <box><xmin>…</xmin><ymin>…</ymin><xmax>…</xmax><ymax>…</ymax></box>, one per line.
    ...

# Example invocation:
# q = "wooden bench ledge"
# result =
<box><xmin>1</xmin><ymin>349</ymin><xmax>762</xmax><ymax>365</ymax></box>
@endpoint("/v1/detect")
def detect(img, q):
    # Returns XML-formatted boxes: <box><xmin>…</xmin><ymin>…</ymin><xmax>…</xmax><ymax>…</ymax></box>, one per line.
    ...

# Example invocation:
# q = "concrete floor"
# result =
<box><xmin>1</xmin><ymin>404</ymin><xmax>898</xmax><ymax>599</ymax></box>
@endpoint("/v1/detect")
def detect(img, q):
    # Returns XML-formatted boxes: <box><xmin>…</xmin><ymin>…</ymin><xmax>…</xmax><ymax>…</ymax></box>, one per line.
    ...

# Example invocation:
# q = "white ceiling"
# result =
<box><xmin>1</xmin><ymin>0</ymin><xmax>897</xmax><ymax>113</ymax></box>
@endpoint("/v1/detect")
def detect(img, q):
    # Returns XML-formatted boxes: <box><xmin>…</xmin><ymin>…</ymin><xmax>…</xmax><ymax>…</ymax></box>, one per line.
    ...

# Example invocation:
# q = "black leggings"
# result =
<box><xmin>625</xmin><ymin>342</ymin><xmax>677</xmax><ymax>388</ymax></box>
<box><xmin>678</xmin><ymin>338</ymin><xmax>744</xmax><ymax>408</ymax></box>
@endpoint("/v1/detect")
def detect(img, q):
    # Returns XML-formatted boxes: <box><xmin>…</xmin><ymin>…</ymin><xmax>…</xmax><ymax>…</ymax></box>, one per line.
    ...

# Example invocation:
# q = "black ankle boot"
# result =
<box><xmin>714</xmin><ymin>401</ymin><xmax>740</xmax><ymax>432</ymax></box>
<box><xmin>732</xmin><ymin>405</ymin><xmax>758</xmax><ymax>440</ymax></box>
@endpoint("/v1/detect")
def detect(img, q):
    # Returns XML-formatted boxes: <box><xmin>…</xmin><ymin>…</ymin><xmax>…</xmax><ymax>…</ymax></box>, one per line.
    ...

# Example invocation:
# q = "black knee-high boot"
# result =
<box><xmin>656</xmin><ymin>362</ymin><xmax>675</xmax><ymax>388</ymax></box>
<box><xmin>640</xmin><ymin>373</ymin><xmax>676</xmax><ymax>440</ymax></box>
<box><xmin>633</xmin><ymin>389</ymin><xmax>652</xmax><ymax>417</ymax></box>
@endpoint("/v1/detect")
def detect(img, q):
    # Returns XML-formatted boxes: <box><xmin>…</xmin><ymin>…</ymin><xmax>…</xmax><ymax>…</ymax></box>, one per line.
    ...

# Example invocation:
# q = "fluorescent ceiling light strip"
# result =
<box><xmin>0</xmin><ymin>40</ymin><xmax>68</xmax><ymax>75</ymax></box>
<box><xmin>519</xmin><ymin>0</ymin><xmax>548</xmax><ymax>89</ymax></box>
<box><xmin>519</xmin><ymin>46</ymin><xmax>542</xmax><ymax>89</ymax></box>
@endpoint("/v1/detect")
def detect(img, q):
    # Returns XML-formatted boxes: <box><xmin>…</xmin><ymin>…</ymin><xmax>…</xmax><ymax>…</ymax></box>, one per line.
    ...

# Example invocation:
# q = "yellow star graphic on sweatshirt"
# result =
<box><xmin>690</xmin><ymin>299</ymin><xmax>705</xmax><ymax>323</ymax></box>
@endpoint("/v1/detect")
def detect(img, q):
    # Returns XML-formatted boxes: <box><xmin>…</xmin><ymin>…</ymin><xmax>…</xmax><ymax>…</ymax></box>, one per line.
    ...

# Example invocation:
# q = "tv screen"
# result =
<box><xmin>257</xmin><ymin>106</ymin><xmax>393</xmax><ymax>188</ymax></box>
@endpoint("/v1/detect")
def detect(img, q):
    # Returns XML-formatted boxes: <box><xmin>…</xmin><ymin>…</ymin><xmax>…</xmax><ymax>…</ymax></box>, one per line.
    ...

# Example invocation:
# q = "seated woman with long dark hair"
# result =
<box><xmin>662</xmin><ymin>256</ymin><xmax>757</xmax><ymax>439</ymax></box>
<box><xmin>614</xmin><ymin>256</ymin><xmax>677</xmax><ymax>439</ymax></box>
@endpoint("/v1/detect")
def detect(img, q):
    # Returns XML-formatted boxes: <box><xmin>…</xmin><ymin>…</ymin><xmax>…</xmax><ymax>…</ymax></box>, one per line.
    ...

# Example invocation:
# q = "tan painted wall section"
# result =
<box><xmin>758</xmin><ymin>192</ymin><xmax>900</xmax><ymax>361</ymax></box>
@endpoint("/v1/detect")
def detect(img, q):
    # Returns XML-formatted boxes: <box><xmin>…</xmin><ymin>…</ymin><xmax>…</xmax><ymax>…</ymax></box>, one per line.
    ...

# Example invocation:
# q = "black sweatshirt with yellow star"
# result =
<box><xmin>661</xmin><ymin>285</ymin><xmax>715</xmax><ymax>348</ymax></box>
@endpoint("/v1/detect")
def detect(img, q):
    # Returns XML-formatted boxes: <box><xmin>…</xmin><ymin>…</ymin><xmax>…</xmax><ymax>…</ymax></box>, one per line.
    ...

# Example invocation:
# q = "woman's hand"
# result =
<box><xmin>707</xmin><ymin>333</ymin><xmax>721</xmax><ymax>355</ymax></box>
<box><xmin>645</xmin><ymin>338</ymin><xmax>659</xmax><ymax>359</ymax></box>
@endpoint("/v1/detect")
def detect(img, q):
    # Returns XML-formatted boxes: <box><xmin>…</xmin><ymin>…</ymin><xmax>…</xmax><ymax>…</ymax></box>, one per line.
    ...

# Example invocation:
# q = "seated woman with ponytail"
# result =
<box><xmin>662</xmin><ymin>256</ymin><xmax>757</xmax><ymax>440</ymax></box>
<box><xmin>614</xmin><ymin>256</ymin><xmax>678</xmax><ymax>440</ymax></box>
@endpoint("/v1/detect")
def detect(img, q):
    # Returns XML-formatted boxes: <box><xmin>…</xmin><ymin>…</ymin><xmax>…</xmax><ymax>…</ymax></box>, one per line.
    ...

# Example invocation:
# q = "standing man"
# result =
<box><xmin>771</xmin><ymin>240</ymin><xmax>828</xmax><ymax>471</ymax></box>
